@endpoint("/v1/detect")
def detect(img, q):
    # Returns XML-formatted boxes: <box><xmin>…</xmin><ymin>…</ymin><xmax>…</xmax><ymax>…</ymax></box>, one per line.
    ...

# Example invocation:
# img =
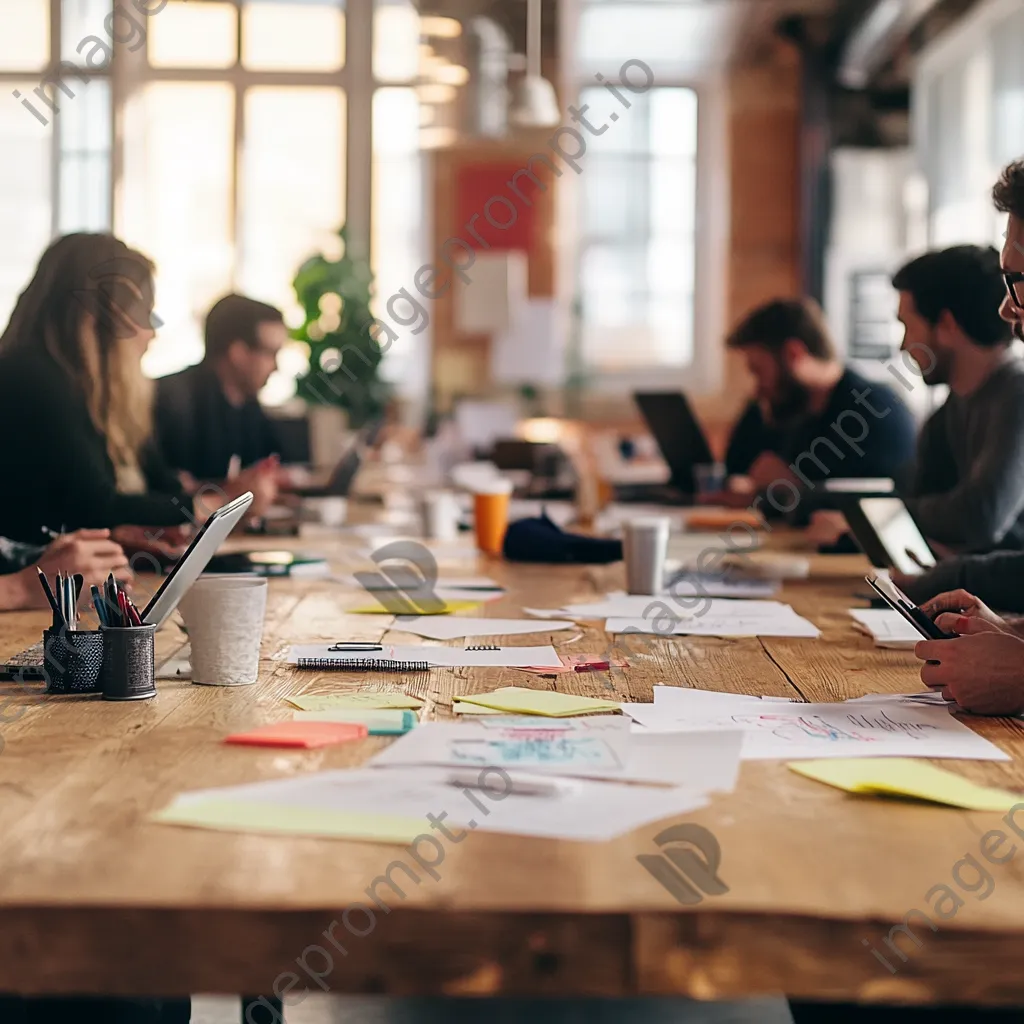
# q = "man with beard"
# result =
<box><xmin>722</xmin><ymin>298</ymin><xmax>916</xmax><ymax>504</ymax></box>
<box><xmin>894</xmin><ymin>243</ymin><xmax>1023</xmax><ymax>551</ymax></box>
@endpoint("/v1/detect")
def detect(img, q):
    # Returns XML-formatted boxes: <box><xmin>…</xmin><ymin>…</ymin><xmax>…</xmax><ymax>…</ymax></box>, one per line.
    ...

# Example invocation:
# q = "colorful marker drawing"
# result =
<box><xmin>447</xmin><ymin>736</ymin><xmax>623</xmax><ymax>769</ymax></box>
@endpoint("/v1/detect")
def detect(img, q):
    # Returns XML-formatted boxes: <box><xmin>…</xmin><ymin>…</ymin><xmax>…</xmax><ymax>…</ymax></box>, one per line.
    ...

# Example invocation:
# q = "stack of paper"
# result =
<box><xmin>367</xmin><ymin>716</ymin><xmax>743</xmax><ymax>791</ymax></box>
<box><xmin>849</xmin><ymin>608</ymin><xmax>920</xmax><ymax>649</ymax></box>
<box><xmin>603</xmin><ymin>598</ymin><xmax>819</xmax><ymax>639</ymax></box>
<box><xmin>152</xmin><ymin>766</ymin><xmax>713</xmax><ymax>844</ymax></box>
<box><xmin>622</xmin><ymin>686</ymin><xmax>1010</xmax><ymax>761</ymax></box>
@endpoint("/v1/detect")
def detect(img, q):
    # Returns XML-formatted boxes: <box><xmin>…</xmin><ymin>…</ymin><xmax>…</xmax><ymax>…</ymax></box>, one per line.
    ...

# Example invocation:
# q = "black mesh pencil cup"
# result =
<box><xmin>100</xmin><ymin>624</ymin><xmax>157</xmax><ymax>701</ymax></box>
<box><xmin>43</xmin><ymin>627</ymin><xmax>104</xmax><ymax>695</ymax></box>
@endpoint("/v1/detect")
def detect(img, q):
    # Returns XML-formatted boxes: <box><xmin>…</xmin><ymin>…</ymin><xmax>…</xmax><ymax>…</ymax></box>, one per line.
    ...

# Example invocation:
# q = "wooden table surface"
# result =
<box><xmin>2</xmin><ymin>516</ymin><xmax>1024</xmax><ymax>1006</ymax></box>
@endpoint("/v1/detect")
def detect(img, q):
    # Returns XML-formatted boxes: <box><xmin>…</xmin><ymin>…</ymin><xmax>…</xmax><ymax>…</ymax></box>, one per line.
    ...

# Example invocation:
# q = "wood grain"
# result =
<box><xmin>1</xmin><ymin>524</ymin><xmax>1024</xmax><ymax>1002</ymax></box>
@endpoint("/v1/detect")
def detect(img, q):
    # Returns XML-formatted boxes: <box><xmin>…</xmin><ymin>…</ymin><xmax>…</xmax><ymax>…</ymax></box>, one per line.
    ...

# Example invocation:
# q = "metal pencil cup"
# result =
<box><xmin>43</xmin><ymin>627</ymin><xmax>104</xmax><ymax>695</ymax></box>
<box><xmin>100</xmin><ymin>624</ymin><xmax>157</xmax><ymax>701</ymax></box>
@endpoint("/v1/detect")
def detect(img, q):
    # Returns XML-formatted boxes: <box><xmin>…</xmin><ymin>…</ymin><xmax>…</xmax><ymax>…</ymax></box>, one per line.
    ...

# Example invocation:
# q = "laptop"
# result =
<box><xmin>842</xmin><ymin>496</ymin><xmax>936</xmax><ymax>576</ymax></box>
<box><xmin>622</xmin><ymin>392</ymin><xmax>715</xmax><ymax>502</ymax></box>
<box><xmin>293</xmin><ymin>418</ymin><xmax>384</xmax><ymax>499</ymax></box>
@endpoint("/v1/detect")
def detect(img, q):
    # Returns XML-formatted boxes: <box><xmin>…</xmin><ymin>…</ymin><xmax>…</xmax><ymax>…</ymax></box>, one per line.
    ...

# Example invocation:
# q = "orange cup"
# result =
<box><xmin>473</xmin><ymin>481</ymin><xmax>513</xmax><ymax>556</ymax></box>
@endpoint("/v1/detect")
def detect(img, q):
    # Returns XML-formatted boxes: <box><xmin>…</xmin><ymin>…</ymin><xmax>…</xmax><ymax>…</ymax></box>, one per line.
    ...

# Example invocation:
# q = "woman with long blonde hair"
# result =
<box><xmin>0</xmin><ymin>234</ymin><xmax>262</xmax><ymax>553</ymax></box>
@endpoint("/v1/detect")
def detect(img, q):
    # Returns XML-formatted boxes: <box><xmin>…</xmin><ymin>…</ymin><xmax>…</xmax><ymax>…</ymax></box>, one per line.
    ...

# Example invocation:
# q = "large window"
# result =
<box><xmin>572</xmin><ymin>1</ymin><xmax>701</xmax><ymax>380</ymax></box>
<box><xmin>0</xmin><ymin>0</ymin><xmax>424</xmax><ymax>402</ymax></box>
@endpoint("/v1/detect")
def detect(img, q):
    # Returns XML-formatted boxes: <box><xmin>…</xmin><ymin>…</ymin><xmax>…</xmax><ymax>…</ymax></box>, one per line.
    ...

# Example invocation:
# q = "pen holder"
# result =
<box><xmin>42</xmin><ymin>627</ymin><xmax>103</xmax><ymax>695</ymax></box>
<box><xmin>100</xmin><ymin>624</ymin><xmax>157</xmax><ymax>701</ymax></box>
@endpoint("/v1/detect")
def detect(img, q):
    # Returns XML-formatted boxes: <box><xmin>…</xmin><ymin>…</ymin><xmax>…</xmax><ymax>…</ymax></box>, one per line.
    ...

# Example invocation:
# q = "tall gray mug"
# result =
<box><xmin>623</xmin><ymin>517</ymin><xmax>671</xmax><ymax>596</ymax></box>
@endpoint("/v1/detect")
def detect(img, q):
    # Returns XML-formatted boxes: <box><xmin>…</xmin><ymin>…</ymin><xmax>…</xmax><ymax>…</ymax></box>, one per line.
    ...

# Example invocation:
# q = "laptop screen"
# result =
<box><xmin>633</xmin><ymin>392</ymin><xmax>714</xmax><ymax>492</ymax></box>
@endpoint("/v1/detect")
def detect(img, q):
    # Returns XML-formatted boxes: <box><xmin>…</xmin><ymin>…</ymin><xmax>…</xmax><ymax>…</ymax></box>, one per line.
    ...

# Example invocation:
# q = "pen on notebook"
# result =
<box><xmin>444</xmin><ymin>769</ymin><xmax>578</xmax><ymax>798</ymax></box>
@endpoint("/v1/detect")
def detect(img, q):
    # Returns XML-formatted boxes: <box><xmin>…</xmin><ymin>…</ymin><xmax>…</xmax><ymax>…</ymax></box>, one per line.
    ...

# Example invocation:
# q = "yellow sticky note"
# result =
<box><xmin>456</xmin><ymin>686</ymin><xmax>622</xmax><ymax>718</ymax></box>
<box><xmin>452</xmin><ymin>701</ymin><xmax>510</xmax><ymax>715</ymax></box>
<box><xmin>287</xmin><ymin>693</ymin><xmax>424</xmax><ymax>711</ymax></box>
<box><xmin>788</xmin><ymin>759</ymin><xmax>1022</xmax><ymax>812</ymax></box>
<box><xmin>152</xmin><ymin>799</ymin><xmax>422</xmax><ymax>844</ymax></box>
<box><xmin>347</xmin><ymin>599</ymin><xmax>480</xmax><ymax>615</ymax></box>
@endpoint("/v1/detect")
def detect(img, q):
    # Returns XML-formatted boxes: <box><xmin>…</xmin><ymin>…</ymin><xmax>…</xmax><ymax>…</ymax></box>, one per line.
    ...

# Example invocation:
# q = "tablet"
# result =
<box><xmin>142</xmin><ymin>491</ymin><xmax>254</xmax><ymax>627</ymax></box>
<box><xmin>846</xmin><ymin>497</ymin><xmax>935</xmax><ymax>576</ymax></box>
<box><xmin>865</xmin><ymin>574</ymin><xmax>955</xmax><ymax>641</ymax></box>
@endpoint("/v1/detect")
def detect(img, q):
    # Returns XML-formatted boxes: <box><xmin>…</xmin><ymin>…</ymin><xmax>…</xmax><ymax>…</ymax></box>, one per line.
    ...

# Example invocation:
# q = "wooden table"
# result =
<box><xmin>2</xmin><ymin>523</ymin><xmax>1024</xmax><ymax>1006</ymax></box>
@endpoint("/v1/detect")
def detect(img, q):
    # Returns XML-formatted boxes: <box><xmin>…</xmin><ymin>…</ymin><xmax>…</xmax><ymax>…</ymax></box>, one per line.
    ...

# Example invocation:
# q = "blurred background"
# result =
<box><xmin>1</xmin><ymin>0</ymin><xmax>1023</xmax><ymax>452</ymax></box>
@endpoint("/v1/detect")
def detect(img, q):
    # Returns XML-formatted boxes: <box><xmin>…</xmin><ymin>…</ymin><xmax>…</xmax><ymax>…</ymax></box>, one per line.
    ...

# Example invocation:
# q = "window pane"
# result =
<box><xmin>992</xmin><ymin>7</ymin><xmax>1024</xmax><ymax>167</ymax></box>
<box><xmin>62</xmin><ymin>0</ymin><xmax>113</xmax><ymax>66</ymax></box>
<box><xmin>59</xmin><ymin>78</ymin><xmax>111</xmax><ymax>232</ymax></box>
<box><xmin>243</xmin><ymin>2</ymin><xmax>344</xmax><ymax>71</ymax></box>
<box><xmin>0</xmin><ymin>0</ymin><xmax>49</xmax><ymax>70</ymax></box>
<box><xmin>374</xmin><ymin>0</ymin><xmax>420</xmax><ymax>83</ymax></box>
<box><xmin>0</xmin><ymin>81</ymin><xmax>53</xmax><ymax>328</ymax></box>
<box><xmin>241</xmin><ymin>87</ymin><xmax>346</xmax><ymax>316</ymax></box>
<box><xmin>372</xmin><ymin>87</ymin><xmax>424</xmax><ymax>385</ymax></box>
<box><xmin>120</xmin><ymin>82</ymin><xmax>235</xmax><ymax>376</ymax></box>
<box><xmin>148</xmin><ymin>1</ymin><xmax>237</xmax><ymax>69</ymax></box>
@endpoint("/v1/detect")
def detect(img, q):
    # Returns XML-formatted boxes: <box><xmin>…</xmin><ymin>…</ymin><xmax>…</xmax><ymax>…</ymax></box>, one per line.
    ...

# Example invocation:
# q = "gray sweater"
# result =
<box><xmin>904</xmin><ymin>358</ymin><xmax>1024</xmax><ymax>551</ymax></box>
<box><xmin>902</xmin><ymin>549</ymin><xmax>1024</xmax><ymax>614</ymax></box>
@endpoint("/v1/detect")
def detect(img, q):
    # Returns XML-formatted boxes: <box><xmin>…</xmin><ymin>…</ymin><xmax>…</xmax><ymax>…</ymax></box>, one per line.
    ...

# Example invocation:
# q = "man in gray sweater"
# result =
<box><xmin>901</xmin><ymin>159</ymin><xmax>1024</xmax><ymax>610</ymax></box>
<box><xmin>894</xmin><ymin>244</ymin><xmax>1024</xmax><ymax>551</ymax></box>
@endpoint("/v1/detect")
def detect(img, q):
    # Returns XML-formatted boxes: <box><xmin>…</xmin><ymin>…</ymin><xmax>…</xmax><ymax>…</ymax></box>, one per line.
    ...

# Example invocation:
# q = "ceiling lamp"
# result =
<box><xmin>509</xmin><ymin>0</ymin><xmax>560</xmax><ymax>128</ymax></box>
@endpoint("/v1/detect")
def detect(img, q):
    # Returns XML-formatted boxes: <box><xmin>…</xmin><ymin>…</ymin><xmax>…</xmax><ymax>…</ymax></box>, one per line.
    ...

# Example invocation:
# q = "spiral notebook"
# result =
<box><xmin>288</xmin><ymin>644</ymin><xmax>562</xmax><ymax>669</ymax></box>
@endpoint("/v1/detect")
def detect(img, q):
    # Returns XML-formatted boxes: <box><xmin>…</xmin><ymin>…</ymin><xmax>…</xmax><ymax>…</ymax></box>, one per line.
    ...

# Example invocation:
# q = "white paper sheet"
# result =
<box><xmin>565</xmin><ymin>595</ymin><xmax>792</xmax><ymax>619</ymax></box>
<box><xmin>393</xmin><ymin>617</ymin><xmax>577</xmax><ymax>641</ymax></box>
<box><xmin>849</xmin><ymin>608</ymin><xmax>920</xmax><ymax>649</ymax></box>
<box><xmin>662</xmin><ymin>574</ymin><xmax>781</xmax><ymax>599</ymax></box>
<box><xmin>625</xmin><ymin>697</ymin><xmax>1010</xmax><ymax>761</ymax></box>
<box><xmin>289</xmin><ymin>644</ymin><xmax>563</xmax><ymax>668</ymax></box>
<box><xmin>349</xmin><ymin>576</ymin><xmax>504</xmax><ymax>592</ymax></box>
<box><xmin>167</xmin><ymin>766</ymin><xmax>710</xmax><ymax>842</ymax></box>
<box><xmin>367</xmin><ymin>717</ymin><xmax>742</xmax><ymax>790</ymax></box>
<box><xmin>606</xmin><ymin>609</ymin><xmax>820</xmax><ymax>639</ymax></box>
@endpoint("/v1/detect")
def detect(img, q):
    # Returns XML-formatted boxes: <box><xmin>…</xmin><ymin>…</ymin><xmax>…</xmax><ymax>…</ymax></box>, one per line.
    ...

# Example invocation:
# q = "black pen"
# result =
<box><xmin>36</xmin><ymin>569</ymin><xmax>63</xmax><ymax>628</ymax></box>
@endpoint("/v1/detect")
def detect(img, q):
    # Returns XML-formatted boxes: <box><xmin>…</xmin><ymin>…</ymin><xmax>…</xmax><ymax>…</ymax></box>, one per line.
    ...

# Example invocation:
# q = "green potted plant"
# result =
<box><xmin>292</xmin><ymin>226</ymin><xmax>391</xmax><ymax>429</ymax></box>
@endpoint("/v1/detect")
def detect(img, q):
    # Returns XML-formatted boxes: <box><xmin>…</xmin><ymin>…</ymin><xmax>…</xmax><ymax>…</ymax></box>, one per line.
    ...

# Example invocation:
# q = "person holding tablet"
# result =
<box><xmin>0</xmin><ymin>234</ymin><xmax>275</xmax><ymax>551</ymax></box>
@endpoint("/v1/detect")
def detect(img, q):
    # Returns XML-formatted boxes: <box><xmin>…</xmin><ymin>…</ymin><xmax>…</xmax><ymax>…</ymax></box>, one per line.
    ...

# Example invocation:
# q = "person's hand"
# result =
<box><xmin>916</xmin><ymin>630</ymin><xmax>1024</xmax><ymax>715</ymax></box>
<box><xmin>7</xmin><ymin>530</ymin><xmax>131</xmax><ymax>611</ymax></box>
<box><xmin>920</xmin><ymin>589</ymin><xmax>1010</xmax><ymax>636</ymax></box>
<box><xmin>112</xmin><ymin>524</ymin><xmax>190</xmax><ymax>565</ymax></box>
<box><xmin>227</xmin><ymin>455</ymin><xmax>280</xmax><ymax>517</ymax></box>
<box><xmin>747</xmin><ymin>452</ymin><xmax>798</xmax><ymax>493</ymax></box>
<box><xmin>807</xmin><ymin>510</ymin><xmax>849</xmax><ymax>546</ymax></box>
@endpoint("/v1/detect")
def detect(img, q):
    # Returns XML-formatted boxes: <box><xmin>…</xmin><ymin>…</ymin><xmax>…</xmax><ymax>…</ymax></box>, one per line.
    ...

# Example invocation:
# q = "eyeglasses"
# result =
<box><xmin>1004</xmin><ymin>271</ymin><xmax>1024</xmax><ymax>310</ymax></box>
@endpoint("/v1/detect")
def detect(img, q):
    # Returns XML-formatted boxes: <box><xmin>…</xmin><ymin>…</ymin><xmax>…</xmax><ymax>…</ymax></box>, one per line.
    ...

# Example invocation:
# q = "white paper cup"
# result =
<box><xmin>305</xmin><ymin>496</ymin><xmax>348</xmax><ymax>527</ymax></box>
<box><xmin>623</xmin><ymin>517</ymin><xmax>671</xmax><ymax>596</ymax></box>
<box><xmin>420</xmin><ymin>490</ymin><xmax>461</xmax><ymax>541</ymax></box>
<box><xmin>177</xmin><ymin>577</ymin><xmax>268</xmax><ymax>686</ymax></box>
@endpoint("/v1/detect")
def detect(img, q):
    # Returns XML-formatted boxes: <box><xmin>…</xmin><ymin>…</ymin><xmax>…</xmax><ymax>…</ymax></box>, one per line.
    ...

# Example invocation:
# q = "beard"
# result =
<box><xmin>766</xmin><ymin>376</ymin><xmax>811</xmax><ymax>427</ymax></box>
<box><xmin>917</xmin><ymin>345</ymin><xmax>952</xmax><ymax>386</ymax></box>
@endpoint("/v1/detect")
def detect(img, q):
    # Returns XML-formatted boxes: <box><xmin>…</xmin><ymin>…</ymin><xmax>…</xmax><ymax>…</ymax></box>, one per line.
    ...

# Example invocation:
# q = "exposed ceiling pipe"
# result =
<box><xmin>837</xmin><ymin>0</ymin><xmax>944</xmax><ymax>89</ymax></box>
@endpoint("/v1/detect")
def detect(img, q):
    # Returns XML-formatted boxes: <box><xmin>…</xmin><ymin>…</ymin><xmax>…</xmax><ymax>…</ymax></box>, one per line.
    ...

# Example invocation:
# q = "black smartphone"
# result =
<box><xmin>864</xmin><ymin>574</ymin><xmax>957</xmax><ymax>641</ymax></box>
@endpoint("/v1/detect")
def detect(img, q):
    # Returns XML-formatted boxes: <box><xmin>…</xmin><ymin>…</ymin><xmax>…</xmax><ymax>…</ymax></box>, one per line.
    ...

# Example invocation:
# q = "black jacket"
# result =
<box><xmin>0</xmin><ymin>345</ymin><xmax>192</xmax><ymax>542</ymax></box>
<box><xmin>153</xmin><ymin>362</ymin><xmax>279</xmax><ymax>481</ymax></box>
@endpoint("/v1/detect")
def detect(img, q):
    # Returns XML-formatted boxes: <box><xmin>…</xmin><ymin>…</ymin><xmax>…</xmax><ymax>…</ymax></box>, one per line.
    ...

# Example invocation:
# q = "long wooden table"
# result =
<box><xmin>2</xmin><ymin>520</ymin><xmax>1024</xmax><ymax>1006</ymax></box>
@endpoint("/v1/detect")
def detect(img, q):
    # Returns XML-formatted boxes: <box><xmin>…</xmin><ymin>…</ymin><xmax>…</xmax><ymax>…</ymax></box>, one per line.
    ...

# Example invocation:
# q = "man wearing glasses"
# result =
<box><xmin>153</xmin><ymin>293</ymin><xmax>286</xmax><ymax>499</ymax></box>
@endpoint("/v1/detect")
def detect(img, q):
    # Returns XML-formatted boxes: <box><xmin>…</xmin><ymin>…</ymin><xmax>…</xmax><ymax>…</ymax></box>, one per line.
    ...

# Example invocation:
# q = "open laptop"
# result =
<box><xmin>619</xmin><ymin>392</ymin><xmax>715</xmax><ymax>502</ymax></box>
<box><xmin>293</xmin><ymin>418</ymin><xmax>384</xmax><ymax>499</ymax></box>
<box><xmin>842</xmin><ymin>496</ymin><xmax>936</xmax><ymax>576</ymax></box>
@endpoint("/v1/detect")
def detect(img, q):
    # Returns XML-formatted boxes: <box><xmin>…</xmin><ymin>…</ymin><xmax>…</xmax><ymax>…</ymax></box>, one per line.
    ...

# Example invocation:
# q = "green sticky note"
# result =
<box><xmin>152</xmin><ymin>799</ymin><xmax>423</xmax><ymax>844</ymax></box>
<box><xmin>788</xmin><ymin>759</ymin><xmax>1022</xmax><ymax>812</ymax></box>
<box><xmin>287</xmin><ymin>693</ymin><xmax>424</xmax><ymax>711</ymax></box>
<box><xmin>293</xmin><ymin>708</ymin><xmax>416</xmax><ymax>734</ymax></box>
<box><xmin>456</xmin><ymin>686</ymin><xmax>622</xmax><ymax>718</ymax></box>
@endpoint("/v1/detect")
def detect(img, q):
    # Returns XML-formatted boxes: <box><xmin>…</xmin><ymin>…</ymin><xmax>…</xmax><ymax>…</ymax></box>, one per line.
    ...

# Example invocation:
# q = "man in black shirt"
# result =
<box><xmin>154</xmin><ymin>294</ymin><xmax>287</xmax><ymax>484</ymax></box>
<box><xmin>723</xmin><ymin>298</ymin><xmax>916</xmax><ymax>505</ymax></box>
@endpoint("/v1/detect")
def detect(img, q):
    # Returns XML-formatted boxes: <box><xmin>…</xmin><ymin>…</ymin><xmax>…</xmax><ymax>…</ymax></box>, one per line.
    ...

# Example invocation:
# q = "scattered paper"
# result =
<box><xmin>523</xmin><ymin>608</ymin><xmax>573</xmax><ymax>619</ymax></box>
<box><xmin>155</xmin><ymin>767</ymin><xmax>709</xmax><ymax>843</ymax></box>
<box><xmin>452</xmin><ymin>701</ymin><xmax>510</xmax><ymax>715</ymax></box>
<box><xmin>627</xmin><ymin>693</ymin><xmax>1010</xmax><ymax>761</ymax></box>
<box><xmin>392</xmin><ymin>617</ymin><xmax>576</xmax><ymax>641</ymax></box>
<box><xmin>788</xmin><ymin>759</ymin><xmax>1022</xmax><ymax>811</ymax></box>
<box><xmin>662</xmin><ymin>574</ymin><xmax>781</xmax><ymax>599</ymax></box>
<box><xmin>606</xmin><ymin>608</ymin><xmax>820</xmax><ymax>639</ymax></box>
<box><xmin>287</xmin><ymin>693</ymin><xmax>425</xmax><ymax>711</ymax></box>
<box><xmin>455</xmin><ymin>686</ymin><xmax>621</xmax><ymax>717</ymax></box>
<box><xmin>368</xmin><ymin>717</ymin><xmax>742</xmax><ymax>790</ymax></box>
<box><xmin>352</xmin><ymin>575</ymin><xmax>503</xmax><ymax>592</ymax></box>
<box><xmin>849</xmin><ymin>608</ymin><xmax>920</xmax><ymax>649</ymax></box>
<box><xmin>289</xmin><ymin>644</ymin><xmax>563</xmax><ymax>669</ymax></box>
